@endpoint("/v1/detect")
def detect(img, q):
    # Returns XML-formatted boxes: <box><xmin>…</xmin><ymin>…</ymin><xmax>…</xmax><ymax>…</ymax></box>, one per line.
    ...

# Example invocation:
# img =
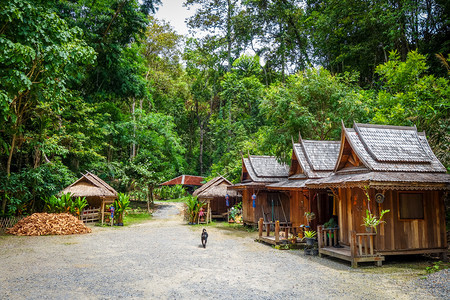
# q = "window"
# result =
<box><xmin>399</xmin><ymin>193</ymin><xmax>424</xmax><ymax>219</ymax></box>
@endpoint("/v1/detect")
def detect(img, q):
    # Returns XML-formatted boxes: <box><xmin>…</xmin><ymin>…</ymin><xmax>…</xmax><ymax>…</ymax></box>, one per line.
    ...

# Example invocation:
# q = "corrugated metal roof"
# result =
<box><xmin>160</xmin><ymin>175</ymin><xmax>204</xmax><ymax>186</ymax></box>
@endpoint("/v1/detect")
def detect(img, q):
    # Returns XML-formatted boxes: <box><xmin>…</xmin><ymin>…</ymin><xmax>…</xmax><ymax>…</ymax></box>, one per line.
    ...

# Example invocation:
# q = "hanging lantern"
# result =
<box><xmin>225</xmin><ymin>194</ymin><xmax>230</xmax><ymax>207</ymax></box>
<box><xmin>252</xmin><ymin>193</ymin><xmax>256</xmax><ymax>208</ymax></box>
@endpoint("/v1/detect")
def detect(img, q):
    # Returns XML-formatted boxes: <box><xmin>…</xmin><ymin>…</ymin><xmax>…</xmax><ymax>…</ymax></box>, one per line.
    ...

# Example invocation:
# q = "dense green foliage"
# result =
<box><xmin>1</xmin><ymin>0</ymin><xmax>448</xmax><ymax>216</ymax></box>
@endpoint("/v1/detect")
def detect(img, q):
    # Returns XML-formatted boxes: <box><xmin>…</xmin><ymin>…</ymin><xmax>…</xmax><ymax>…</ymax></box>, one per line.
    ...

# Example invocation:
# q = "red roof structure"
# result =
<box><xmin>160</xmin><ymin>175</ymin><xmax>204</xmax><ymax>187</ymax></box>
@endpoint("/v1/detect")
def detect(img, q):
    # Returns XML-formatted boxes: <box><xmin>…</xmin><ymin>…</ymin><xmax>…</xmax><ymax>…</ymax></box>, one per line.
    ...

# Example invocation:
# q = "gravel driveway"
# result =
<box><xmin>0</xmin><ymin>202</ymin><xmax>447</xmax><ymax>299</ymax></box>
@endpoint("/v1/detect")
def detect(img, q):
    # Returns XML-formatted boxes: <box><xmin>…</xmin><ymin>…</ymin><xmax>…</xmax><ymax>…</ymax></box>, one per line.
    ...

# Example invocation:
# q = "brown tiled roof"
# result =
<box><xmin>160</xmin><ymin>175</ymin><xmax>204</xmax><ymax>186</ymax></box>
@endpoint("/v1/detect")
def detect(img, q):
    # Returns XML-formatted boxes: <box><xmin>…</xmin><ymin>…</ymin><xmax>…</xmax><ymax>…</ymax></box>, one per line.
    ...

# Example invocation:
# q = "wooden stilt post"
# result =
<box><xmin>101</xmin><ymin>200</ymin><xmax>105</xmax><ymax>225</ymax></box>
<box><xmin>351</xmin><ymin>231</ymin><xmax>358</xmax><ymax>268</ymax></box>
<box><xmin>275</xmin><ymin>220</ymin><xmax>280</xmax><ymax>244</ymax></box>
<box><xmin>258</xmin><ymin>218</ymin><xmax>263</xmax><ymax>240</ymax></box>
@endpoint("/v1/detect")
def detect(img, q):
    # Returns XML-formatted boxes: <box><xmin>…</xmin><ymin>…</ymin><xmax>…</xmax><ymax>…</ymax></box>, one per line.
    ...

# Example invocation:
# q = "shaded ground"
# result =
<box><xmin>0</xmin><ymin>202</ymin><xmax>447</xmax><ymax>299</ymax></box>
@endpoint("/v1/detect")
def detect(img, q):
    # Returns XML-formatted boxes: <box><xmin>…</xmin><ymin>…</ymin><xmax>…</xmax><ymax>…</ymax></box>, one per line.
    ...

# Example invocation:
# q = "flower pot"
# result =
<box><xmin>312</xmin><ymin>249</ymin><xmax>319</xmax><ymax>256</ymax></box>
<box><xmin>365</xmin><ymin>226</ymin><xmax>372</xmax><ymax>233</ymax></box>
<box><xmin>306</xmin><ymin>238</ymin><xmax>315</xmax><ymax>246</ymax></box>
<box><xmin>304</xmin><ymin>248</ymin><xmax>312</xmax><ymax>255</ymax></box>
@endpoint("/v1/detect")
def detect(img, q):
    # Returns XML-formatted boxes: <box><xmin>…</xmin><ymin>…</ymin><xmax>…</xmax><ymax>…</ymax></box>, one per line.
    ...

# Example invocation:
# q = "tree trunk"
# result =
<box><xmin>199</xmin><ymin>121</ymin><xmax>204</xmax><ymax>175</ymax></box>
<box><xmin>1</xmin><ymin>193</ymin><xmax>7</xmax><ymax>214</ymax></box>
<box><xmin>226</xmin><ymin>0</ymin><xmax>232</xmax><ymax>72</ymax></box>
<box><xmin>6</xmin><ymin>133</ymin><xmax>16</xmax><ymax>176</ymax></box>
<box><xmin>131</xmin><ymin>99</ymin><xmax>136</xmax><ymax>161</ymax></box>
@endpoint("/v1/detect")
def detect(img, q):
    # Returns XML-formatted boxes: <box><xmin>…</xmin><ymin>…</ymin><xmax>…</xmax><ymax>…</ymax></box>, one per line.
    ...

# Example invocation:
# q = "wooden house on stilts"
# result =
<box><xmin>268</xmin><ymin>136</ymin><xmax>340</xmax><ymax>231</ymax></box>
<box><xmin>308</xmin><ymin>123</ymin><xmax>450</xmax><ymax>267</ymax></box>
<box><xmin>229</xmin><ymin>155</ymin><xmax>289</xmax><ymax>226</ymax></box>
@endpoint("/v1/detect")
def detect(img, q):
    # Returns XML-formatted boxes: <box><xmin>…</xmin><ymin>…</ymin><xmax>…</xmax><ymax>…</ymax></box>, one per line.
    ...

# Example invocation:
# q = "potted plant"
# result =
<box><xmin>361</xmin><ymin>186</ymin><xmax>390</xmax><ymax>233</ymax></box>
<box><xmin>303</xmin><ymin>230</ymin><xmax>317</xmax><ymax>246</ymax></box>
<box><xmin>228</xmin><ymin>202</ymin><xmax>242</xmax><ymax>223</ymax></box>
<box><xmin>304</xmin><ymin>211</ymin><xmax>316</xmax><ymax>226</ymax></box>
<box><xmin>361</xmin><ymin>209</ymin><xmax>390</xmax><ymax>233</ymax></box>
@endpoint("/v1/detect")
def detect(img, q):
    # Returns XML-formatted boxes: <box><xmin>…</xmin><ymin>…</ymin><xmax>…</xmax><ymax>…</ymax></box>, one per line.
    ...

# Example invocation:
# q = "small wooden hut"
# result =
<box><xmin>160</xmin><ymin>175</ymin><xmax>204</xmax><ymax>194</ymax></box>
<box><xmin>229</xmin><ymin>155</ymin><xmax>289</xmax><ymax>226</ymax></box>
<box><xmin>193</xmin><ymin>176</ymin><xmax>240</xmax><ymax>220</ymax></box>
<box><xmin>268</xmin><ymin>137</ymin><xmax>340</xmax><ymax>230</ymax></box>
<box><xmin>60</xmin><ymin>171</ymin><xmax>117</xmax><ymax>223</ymax></box>
<box><xmin>307</xmin><ymin>122</ymin><xmax>450</xmax><ymax>267</ymax></box>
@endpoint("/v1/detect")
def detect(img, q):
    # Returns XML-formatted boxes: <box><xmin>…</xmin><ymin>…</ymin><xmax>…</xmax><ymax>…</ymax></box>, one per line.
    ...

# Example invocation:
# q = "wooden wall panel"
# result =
<box><xmin>289</xmin><ymin>191</ymin><xmax>308</xmax><ymax>228</ymax></box>
<box><xmin>367</xmin><ymin>189</ymin><xmax>446</xmax><ymax>253</ymax></box>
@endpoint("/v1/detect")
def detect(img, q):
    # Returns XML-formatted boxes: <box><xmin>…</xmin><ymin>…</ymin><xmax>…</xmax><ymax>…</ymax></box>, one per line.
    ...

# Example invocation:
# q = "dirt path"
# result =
<box><xmin>0</xmin><ymin>202</ymin><xmax>444</xmax><ymax>299</ymax></box>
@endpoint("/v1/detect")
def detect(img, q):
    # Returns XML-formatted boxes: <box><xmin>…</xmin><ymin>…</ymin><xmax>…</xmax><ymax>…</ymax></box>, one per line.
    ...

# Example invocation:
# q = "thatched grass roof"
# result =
<box><xmin>193</xmin><ymin>176</ymin><xmax>239</xmax><ymax>198</ymax></box>
<box><xmin>60</xmin><ymin>172</ymin><xmax>117</xmax><ymax>198</ymax></box>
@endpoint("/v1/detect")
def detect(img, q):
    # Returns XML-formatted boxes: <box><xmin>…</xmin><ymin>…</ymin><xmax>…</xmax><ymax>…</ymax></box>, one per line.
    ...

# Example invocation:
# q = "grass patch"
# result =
<box><xmin>123</xmin><ymin>211</ymin><xmax>152</xmax><ymax>225</ymax></box>
<box><xmin>156</xmin><ymin>197</ymin><xmax>188</xmax><ymax>203</ymax></box>
<box><xmin>358</xmin><ymin>255</ymin><xmax>449</xmax><ymax>278</ymax></box>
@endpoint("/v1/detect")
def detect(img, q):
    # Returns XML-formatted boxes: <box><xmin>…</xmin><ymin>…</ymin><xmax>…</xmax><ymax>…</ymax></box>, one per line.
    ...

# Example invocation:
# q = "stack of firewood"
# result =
<box><xmin>6</xmin><ymin>213</ymin><xmax>92</xmax><ymax>236</ymax></box>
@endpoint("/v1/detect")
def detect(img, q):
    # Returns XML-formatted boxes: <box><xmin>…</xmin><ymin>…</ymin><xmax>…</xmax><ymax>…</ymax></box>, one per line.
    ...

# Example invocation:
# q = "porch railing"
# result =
<box><xmin>317</xmin><ymin>225</ymin><xmax>339</xmax><ymax>248</ymax></box>
<box><xmin>351</xmin><ymin>231</ymin><xmax>377</xmax><ymax>257</ymax></box>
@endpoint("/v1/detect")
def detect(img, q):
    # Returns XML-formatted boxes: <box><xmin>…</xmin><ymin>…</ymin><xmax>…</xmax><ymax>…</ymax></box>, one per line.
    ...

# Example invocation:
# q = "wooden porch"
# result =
<box><xmin>318</xmin><ymin>226</ymin><xmax>385</xmax><ymax>267</ymax></box>
<box><xmin>257</xmin><ymin>218</ymin><xmax>297</xmax><ymax>245</ymax></box>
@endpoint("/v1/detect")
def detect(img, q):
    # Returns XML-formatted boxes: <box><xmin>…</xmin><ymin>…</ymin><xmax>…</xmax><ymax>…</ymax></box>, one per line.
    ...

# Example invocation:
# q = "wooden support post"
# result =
<box><xmin>266</xmin><ymin>221</ymin><xmax>270</xmax><ymax>237</ymax></box>
<box><xmin>101</xmin><ymin>200</ymin><xmax>105</xmax><ymax>225</ymax></box>
<box><xmin>333</xmin><ymin>228</ymin><xmax>338</xmax><ymax>246</ymax></box>
<box><xmin>351</xmin><ymin>231</ymin><xmax>358</xmax><ymax>268</ymax></box>
<box><xmin>328</xmin><ymin>229</ymin><xmax>332</xmax><ymax>246</ymax></box>
<box><xmin>358</xmin><ymin>236</ymin><xmax>362</xmax><ymax>256</ymax></box>
<box><xmin>258</xmin><ymin>218</ymin><xmax>263</xmax><ymax>239</ymax></box>
<box><xmin>369</xmin><ymin>235</ymin><xmax>374</xmax><ymax>256</ymax></box>
<box><xmin>275</xmin><ymin>221</ymin><xmax>280</xmax><ymax>243</ymax></box>
<box><xmin>364</xmin><ymin>236</ymin><xmax>368</xmax><ymax>256</ymax></box>
<box><xmin>317</xmin><ymin>226</ymin><xmax>323</xmax><ymax>249</ymax></box>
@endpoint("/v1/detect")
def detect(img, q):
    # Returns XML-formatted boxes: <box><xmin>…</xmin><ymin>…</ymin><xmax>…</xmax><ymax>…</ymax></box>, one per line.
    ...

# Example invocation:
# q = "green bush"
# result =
<box><xmin>42</xmin><ymin>193</ymin><xmax>88</xmax><ymax>219</ymax></box>
<box><xmin>155</xmin><ymin>185</ymin><xmax>186</xmax><ymax>200</ymax></box>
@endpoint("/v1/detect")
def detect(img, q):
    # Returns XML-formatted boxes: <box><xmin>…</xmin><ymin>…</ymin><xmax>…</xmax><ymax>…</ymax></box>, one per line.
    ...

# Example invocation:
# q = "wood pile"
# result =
<box><xmin>6</xmin><ymin>213</ymin><xmax>92</xmax><ymax>236</ymax></box>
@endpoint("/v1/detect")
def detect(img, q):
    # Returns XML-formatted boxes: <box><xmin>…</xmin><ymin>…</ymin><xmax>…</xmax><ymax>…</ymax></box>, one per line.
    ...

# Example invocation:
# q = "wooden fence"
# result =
<box><xmin>80</xmin><ymin>208</ymin><xmax>100</xmax><ymax>223</ymax></box>
<box><xmin>0</xmin><ymin>216</ymin><xmax>24</xmax><ymax>232</ymax></box>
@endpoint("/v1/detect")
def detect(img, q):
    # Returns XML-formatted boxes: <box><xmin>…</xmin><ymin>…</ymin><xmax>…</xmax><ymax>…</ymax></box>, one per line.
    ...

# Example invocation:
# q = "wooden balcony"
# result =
<box><xmin>317</xmin><ymin>226</ymin><xmax>385</xmax><ymax>267</ymax></box>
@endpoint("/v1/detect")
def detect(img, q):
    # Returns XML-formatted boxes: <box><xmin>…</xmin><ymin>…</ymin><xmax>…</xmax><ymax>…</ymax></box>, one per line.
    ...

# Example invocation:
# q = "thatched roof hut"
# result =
<box><xmin>193</xmin><ymin>176</ymin><xmax>240</xmax><ymax>219</ymax></box>
<box><xmin>60</xmin><ymin>171</ymin><xmax>117</xmax><ymax>208</ymax></box>
<box><xmin>193</xmin><ymin>176</ymin><xmax>238</xmax><ymax>199</ymax></box>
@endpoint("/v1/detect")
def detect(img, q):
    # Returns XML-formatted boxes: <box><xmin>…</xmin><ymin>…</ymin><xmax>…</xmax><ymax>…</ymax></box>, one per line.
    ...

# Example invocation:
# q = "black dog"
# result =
<box><xmin>201</xmin><ymin>228</ymin><xmax>208</xmax><ymax>248</ymax></box>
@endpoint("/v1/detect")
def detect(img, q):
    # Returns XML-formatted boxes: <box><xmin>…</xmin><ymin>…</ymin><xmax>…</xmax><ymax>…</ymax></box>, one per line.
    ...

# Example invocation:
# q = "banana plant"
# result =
<box><xmin>73</xmin><ymin>197</ymin><xmax>88</xmax><ymax>219</ymax></box>
<box><xmin>113</xmin><ymin>193</ymin><xmax>130</xmax><ymax>225</ymax></box>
